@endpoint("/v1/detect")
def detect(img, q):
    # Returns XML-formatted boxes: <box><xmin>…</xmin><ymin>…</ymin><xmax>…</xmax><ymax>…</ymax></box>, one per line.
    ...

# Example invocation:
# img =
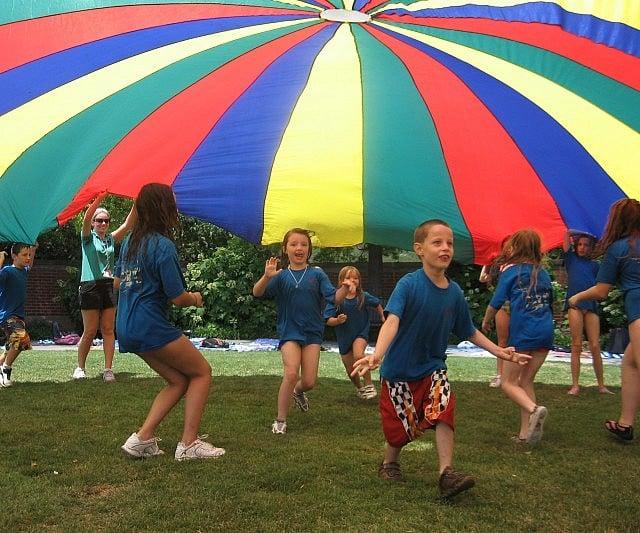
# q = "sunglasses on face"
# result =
<box><xmin>94</xmin><ymin>218</ymin><xmax>110</xmax><ymax>224</ymax></box>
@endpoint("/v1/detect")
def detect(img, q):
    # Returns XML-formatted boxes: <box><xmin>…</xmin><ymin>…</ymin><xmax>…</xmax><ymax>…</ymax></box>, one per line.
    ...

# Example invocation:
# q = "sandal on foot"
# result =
<box><xmin>598</xmin><ymin>387</ymin><xmax>614</xmax><ymax>395</ymax></box>
<box><xmin>567</xmin><ymin>387</ymin><xmax>579</xmax><ymax>396</ymax></box>
<box><xmin>604</xmin><ymin>420</ymin><xmax>634</xmax><ymax>442</ymax></box>
<box><xmin>378</xmin><ymin>462</ymin><xmax>405</xmax><ymax>483</ymax></box>
<box><xmin>510</xmin><ymin>434</ymin><xmax>527</xmax><ymax>444</ymax></box>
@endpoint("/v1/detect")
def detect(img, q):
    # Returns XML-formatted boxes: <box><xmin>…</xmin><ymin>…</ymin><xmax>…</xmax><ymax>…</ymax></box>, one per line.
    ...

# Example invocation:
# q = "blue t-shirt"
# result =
<box><xmin>115</xmin><ymin>234</ymin><xmax>185</xmax><ymax>353</ymax></box>
<box><xmin>81</xmin><ymin>231</ymin><xmax>115</xmax><ymax>282</ymax></box>
<box><xmin>490</xmin><ymin>264</ymin><xmax>554</xmax><ymax>351</ymax></box>
<box><xmin>563</xmin><ymin>250</ymin><xmax>599</xmax><ymax>312</ymax></box>
<box><xmin>0</xmin><ymin>265</ymin><xmax>29</xmax><ymax>323</ymax></box>
<box><xmin>263</xmin><ymin>266</ymin><xmax>336</xmax><ymax>345</ymax></box>
<box><xmin>324</xmin><ymin>291</ymin><xmax>381</xmax><ymax>355</ymax></box>
<box><xmin>596</xmin><ymin>237</ymin><xmax>640</xmax><ymax>323</ymax></box>
<box><xmin>381</xmin><ymin>269</ymin><xmax>475</xmax><ymax>382</ymax></box>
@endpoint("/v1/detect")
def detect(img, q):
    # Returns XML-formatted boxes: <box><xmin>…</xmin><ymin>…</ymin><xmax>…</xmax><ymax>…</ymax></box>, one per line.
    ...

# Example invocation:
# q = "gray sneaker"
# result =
<box><xmin>175</xmin><ymin>436</ymin><xmax>225</xmax><ymax>461</ymax></box>
<box><xmin>293</xmin><ymin>390</ymin><xmax>309</xmax><ymax>412</ymax></box>
<box><xmin>271</xmin><ymin>420</ymin><xmax>287</xmax><ymax>434</ymax></box>
<box><xmin>526</xmin><ymin>405</ymin><xmax>548</xmax><ymax>445</ymax></box>
<box><xmin>103</xmin><ymin>369</ymin><xmax>116</xmax><ymax>383</ymax></box>
<box><xmin>121</xmin><ymin>432</ymin><xmax>164</xmax><ymax>458</ymax></box>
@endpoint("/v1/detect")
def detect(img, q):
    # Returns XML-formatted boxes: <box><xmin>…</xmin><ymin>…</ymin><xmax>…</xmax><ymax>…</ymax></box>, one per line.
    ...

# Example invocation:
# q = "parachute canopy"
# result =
<box><xmin>1</xmin><ymin>0</ymin><xmax>639</xmax><ymax>263</ymax></box>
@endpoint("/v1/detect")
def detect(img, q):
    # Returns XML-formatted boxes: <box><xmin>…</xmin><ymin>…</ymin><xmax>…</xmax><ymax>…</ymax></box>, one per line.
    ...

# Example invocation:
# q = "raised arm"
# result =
<box><xmin>253</xmin><ymin>257</ymin><xmax>280</xmax><ymax>297</ymax></box>
<box><xmin>0</xmin><ymin>250</ymin><xmax>7</xmax><ymax>268</ymax></box>
<box><xmin>82</xmin><ymin>192</ymin><xmax>108</xmax><ymax>238</ymax></box>
<box><xmin>479</xmin><ymin>265</ymin><xmax>490</xmax><ymax>283</ymax></box>
<box><xmin>562</xmin><ymin>230</ymin><xmax>573</xmax><ymax>253</ymax></box>
<box><xmin>111</xmin><ymin>201</ymin><xmax>137</xmax><ymax>243</ymax></box>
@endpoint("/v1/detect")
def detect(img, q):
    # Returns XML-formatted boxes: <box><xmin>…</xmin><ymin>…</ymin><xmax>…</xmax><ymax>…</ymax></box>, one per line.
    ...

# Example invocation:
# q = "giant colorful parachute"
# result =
<box><xmin>1</xmin><ymin>0</ymin><xmax>638</xmax><ymax>263</ymax></box>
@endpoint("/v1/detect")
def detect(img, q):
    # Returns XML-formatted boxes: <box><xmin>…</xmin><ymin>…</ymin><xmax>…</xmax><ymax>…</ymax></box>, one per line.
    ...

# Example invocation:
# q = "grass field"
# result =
<box><xmin>0</xmin><ymin>349</ymin><xmax>634</xmax><ymax>532</ymax></box>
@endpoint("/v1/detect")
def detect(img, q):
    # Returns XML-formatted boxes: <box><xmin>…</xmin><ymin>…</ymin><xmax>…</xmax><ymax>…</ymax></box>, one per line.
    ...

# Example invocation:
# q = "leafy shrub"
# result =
<box><xmin>171</xmin><ymin>237</ymin><xmax>277</xmax><ymax>339</ymax></box>
<box><xmin>25</xmin><ymin>317</ymin><xmax>53</xmax><ymax>340</ymax></box>
<box><xmin>600</xmin><ymin>288</ymin><xmax>626</xmax><ymax>330</ymax></box>
<box><xmin>55</xmin><ymin>266</ymin><xmax>82</xmax><ymax>332</ymax></box>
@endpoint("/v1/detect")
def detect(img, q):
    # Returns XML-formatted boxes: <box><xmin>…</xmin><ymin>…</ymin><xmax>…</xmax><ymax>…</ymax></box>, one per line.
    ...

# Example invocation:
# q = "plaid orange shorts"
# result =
<box><xmin>2</xmin><ymin>317</ymin><xmax>32</xmax><ymax>352</ymax></box>
<box><xmin>380</xmin><ymin>369</ymin><xmax>456</xmax><ymax>448</ymax></box>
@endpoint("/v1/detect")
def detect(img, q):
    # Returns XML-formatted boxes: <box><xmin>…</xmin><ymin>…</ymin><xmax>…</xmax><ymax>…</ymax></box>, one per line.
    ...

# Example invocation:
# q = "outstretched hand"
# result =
<box><xmin>351</xmin><ymin>354</ymin><xmax>380</xmax><ymax>377</ymax></box>
<box><xmin>264</xmin><ymin>257</ymin><xmax>281</xmax><ymax>278</ymax></box>
<box><xmin>500</xmin><ymin>347</ymin><xmax>530</xmax><ymax>366</ymax></box>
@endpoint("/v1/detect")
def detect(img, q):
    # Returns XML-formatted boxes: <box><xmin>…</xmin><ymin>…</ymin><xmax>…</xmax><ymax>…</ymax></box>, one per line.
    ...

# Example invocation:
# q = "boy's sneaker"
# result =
<box><xmin>526</xmin><ymin>405</ymin><xmax>548</xmax><ymax>445</ymax></box>
<box><xmin>72</xmin><ymin>367</ymin><xmax>86</xmax><ymax>380</ymax></box>
<box><xmin>1</xmin><ymin>365</ymin><xmax>12</xmax><ymax>387</ymax></box>
<box><xmin>271</xmin><ymin>420</ymin><xmax>287</xmax><ymax>434</ymax></box>
<box><xmin>103</xmin><ymin>369</ymin><xmax>116</xmax><ymax>383</ymax></box>
<box><xmin>378</xmin><ymin>462</ymin><xmax>405</xmax><ymax>483</ymax></box>
<box><xmin>363</xmin><ymin>384</ymin><xmax>377</xmax><ymax>399</ymax></box>
<box><xmin>175</xmin><ymin>436</ymin><xmax>225</xmax><ymax>461</ymax></box>
<box><xmin>356</xmin><ymin>386</ymin><xmax>368</xmax><ymax>399</ymax></box>
<box><xmin>439</xmin><ymin>467</ymin><xmax>476</xmax><ymax>499</ymax></box>
<box><xmin>293</xmin><ymin>390</ymin><xmax>309</xmax><ymax>412</ymax></box>
<box><xmin>489</xmin><ymin>375</ymin><xmax>502</xmax><ymax>388</ymax></box>
<box><xmin>121</xmin><ymin>432</ymin><xmax>164</xmax><ymax>458</ymax></box>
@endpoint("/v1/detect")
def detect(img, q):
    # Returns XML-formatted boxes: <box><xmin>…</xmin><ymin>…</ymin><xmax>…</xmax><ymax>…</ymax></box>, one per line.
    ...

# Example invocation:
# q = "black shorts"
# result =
<box><xmin>79</xmin><ymin>279</ymin><xmax>116</xmax><ymax>310</ymax></box>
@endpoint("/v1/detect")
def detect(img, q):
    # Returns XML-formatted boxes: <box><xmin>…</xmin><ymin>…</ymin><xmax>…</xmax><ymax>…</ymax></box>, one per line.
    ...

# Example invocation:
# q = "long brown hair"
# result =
<box><xmin>280</xmin><ymin>228</ymin><xmax>312</xmax><ymax>268</ymax></box>
<box><xmin>125</xmin><ymin>183</ymin><xmax>179</xmax><ymax>261</ymax></box>
<box><xmin>596</xmin><ymin>198</ymin><xmax>640</xmax><ymax>256</ymax></box>
<box><xmin>338</xmin><ymin>265</ymin><xmax>364</xmax><ymax>309</ymax></box>
<box><xmin>502</xmin><ymin>229</ymin><xmax>543</xmax><ymax>296</ymax></box>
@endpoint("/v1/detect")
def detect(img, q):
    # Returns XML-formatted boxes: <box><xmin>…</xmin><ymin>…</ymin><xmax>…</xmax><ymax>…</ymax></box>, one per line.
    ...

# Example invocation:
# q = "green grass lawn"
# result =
<box><xmin>1</xmin><ymin>350</ymin><xmax>634</xmax><ymax>532</ymax></box>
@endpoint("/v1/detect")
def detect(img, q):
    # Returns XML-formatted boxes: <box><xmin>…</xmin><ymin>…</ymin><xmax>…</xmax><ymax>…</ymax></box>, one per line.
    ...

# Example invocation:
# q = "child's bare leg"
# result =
<box><xmin>619</xmin><ymin>321</ymin><xmax>640</xmax><ymax>427</ymax></box>
<box><xmin>568</xmin><ymin>308</ymin><xmax>584</xmax><ymax>394</ymax></box>
<box><xmin>297</xmin><ymin>343</ymin><xmax>320</xmax><ymax>392</ymax></box>
<box><xmin>352</xmin><ymin>338</ymin><xmax>372</xmax><ymax>386</ymax></box>
<box><xmin>341</xmin><ymin>352</ymin><xmax>362</xmax><ymax>388</ymax></box>
<box><xmin>584</xmin><ymin>311</ymin><xmax>607</xmax><ymax>390</ymax></box>
<box><xmin>383</xmin><ymin>443</ymin><xmax>402</xmax><ymax>464</ymax></box>
<box><xmin>495</xmin><ymin>308</ymin><xmax>509</xmax><ymax>378</ymax></box>
<box><xmin>435</xmin><ymin>422</ymin><xmax>454</xmax><ymax>474</ymax></box>
<box><xmin>278</xmin><ymin>342</ymin><xmax>302</xmax><ymax>420</ymax></box>
<box><xmin>3</xmin><ymin>347</ymin><xmax>20</xmax><ymax>367</ymax></box>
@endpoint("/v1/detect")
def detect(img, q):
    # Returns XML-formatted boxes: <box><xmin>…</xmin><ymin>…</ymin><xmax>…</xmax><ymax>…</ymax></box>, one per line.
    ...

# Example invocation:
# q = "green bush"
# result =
<box><xmin>25</xmin><ymin>317</ymin><xmax>53</xmax><ymax>340</ymax></box>
<box><xmin>601</xmin><ymin>288</ymin><xmax>626</xmax><ymax>330</ymax></box>
<box><xmin>171</xmin><ymin>237</ymin><xmax>277</xmax><ymax>339</ymax></box>
<box><xmin>55</xmin><ymin>266</ymin><xmax>82</xmax><ymax>332</ymax></box>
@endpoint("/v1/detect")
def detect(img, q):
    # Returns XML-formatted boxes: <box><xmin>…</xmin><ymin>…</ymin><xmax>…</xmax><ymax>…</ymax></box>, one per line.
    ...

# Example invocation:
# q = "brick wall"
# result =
<box><xmin>25</xmin><ymin>260</ymin><xmax>70</xmax><ymax>317</ymax></box>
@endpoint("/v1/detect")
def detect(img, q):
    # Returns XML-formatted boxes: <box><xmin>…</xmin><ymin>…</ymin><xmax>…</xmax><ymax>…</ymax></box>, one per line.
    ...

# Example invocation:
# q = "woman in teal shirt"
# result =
<box><xmin>73</xmin><ymin>192</ymin><xmax>135</xmax><ymax>382</ymax></box>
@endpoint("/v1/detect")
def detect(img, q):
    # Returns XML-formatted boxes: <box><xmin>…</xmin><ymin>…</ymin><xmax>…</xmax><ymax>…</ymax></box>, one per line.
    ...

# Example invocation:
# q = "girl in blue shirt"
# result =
<box><xmin>562</xmin><ymin>230</ymin><xmax>611</xmax><ymax>395</ymax></box>
<box><xmin>569</xmin><ymin>198</ymin><xmax>640</xmax><ymax>442</ymax></box>
<box><xmin>253</xmin><ymin>228</ymin><xmax>351</xmax><ymax>435</ymax></box>
<box><xmin>115</xmin><ymin>183</ymin><xmax>225</xmax><ymax>461</ymax></box>
<box><xmin>482</xmin><ymin>229</ymin><xmax>553</xmax><ymax>445</ymax></box>
<box><xmin>324</xmin><ymin>266</ymin><xmax>385</xmax><ymax>400</ymax></box>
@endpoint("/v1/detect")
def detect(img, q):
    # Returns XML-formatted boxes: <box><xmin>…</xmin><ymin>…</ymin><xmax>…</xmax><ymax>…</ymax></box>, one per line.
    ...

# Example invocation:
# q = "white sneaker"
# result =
<box><xmin>175</xmin><ymin>436</ymin><xmax>225</xmax><ymax>461</ymax></box>
<box><xmin>356</xmin><ymin>386</ymin><xmax>368</xmax><ymax>399</ymax></box>
<box><xmin>72</xmin><ymin>367</ymin><xmax>86</xmax><ymax>380</ymax></box>
<box><xmin>0</xmin><ymin>365</ymin><xmax>13</xmax><ymax>387</ymax></box>
<box><xmin>271</xmin><ymin>420</ymin><xmax>287</xmax><ymax>434</ymax></box>
<box><xmin>1</xmin><ymin>365</ymin><xmax>12</xmax><ymax>387</ymax></box>
<box><xmin>363</xmin><ymin>384</ymin><xmax>377</xmax><ymax>399</ymax></box>
<box><xmin>103</xmin><ymin>369</ymin><xmax>116</xmax><ymax>383</ymax></box>
<box><xmin>489</xmin><ymin>375</ymin><xmax>502</xmax><ymax>388</ymax></box>
<box><xmin>121</xmin><ymin>432</ymin><xmax>164</xmax><ymax>458</ymax></box>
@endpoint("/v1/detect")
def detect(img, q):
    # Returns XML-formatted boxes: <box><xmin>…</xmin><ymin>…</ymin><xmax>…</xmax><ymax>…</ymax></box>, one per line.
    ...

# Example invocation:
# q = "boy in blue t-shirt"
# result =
<box><xmin>0</xmin><ymin>242</ymin><xmax>37</xmax><ymax>387</ymax></box>
<box><xmin>353</xmin><ymin>220</ymin><xmax>529</xmax><ymax>499</ymax></box>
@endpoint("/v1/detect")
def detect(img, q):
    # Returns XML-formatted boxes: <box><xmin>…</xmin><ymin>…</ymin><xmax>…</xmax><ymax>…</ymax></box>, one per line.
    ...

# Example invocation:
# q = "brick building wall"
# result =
<box><xmin>25</xmin><ymin>260</ymin><xmax>70</xmax><ymax>317</ymax></box>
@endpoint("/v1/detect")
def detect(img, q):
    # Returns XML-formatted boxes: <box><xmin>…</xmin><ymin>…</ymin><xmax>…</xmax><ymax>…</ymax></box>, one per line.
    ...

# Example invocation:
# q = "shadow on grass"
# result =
<box><xmin>0</xmin><ymin>374</ymin><xmax>635</xmax><ymax>531</ymax></box>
